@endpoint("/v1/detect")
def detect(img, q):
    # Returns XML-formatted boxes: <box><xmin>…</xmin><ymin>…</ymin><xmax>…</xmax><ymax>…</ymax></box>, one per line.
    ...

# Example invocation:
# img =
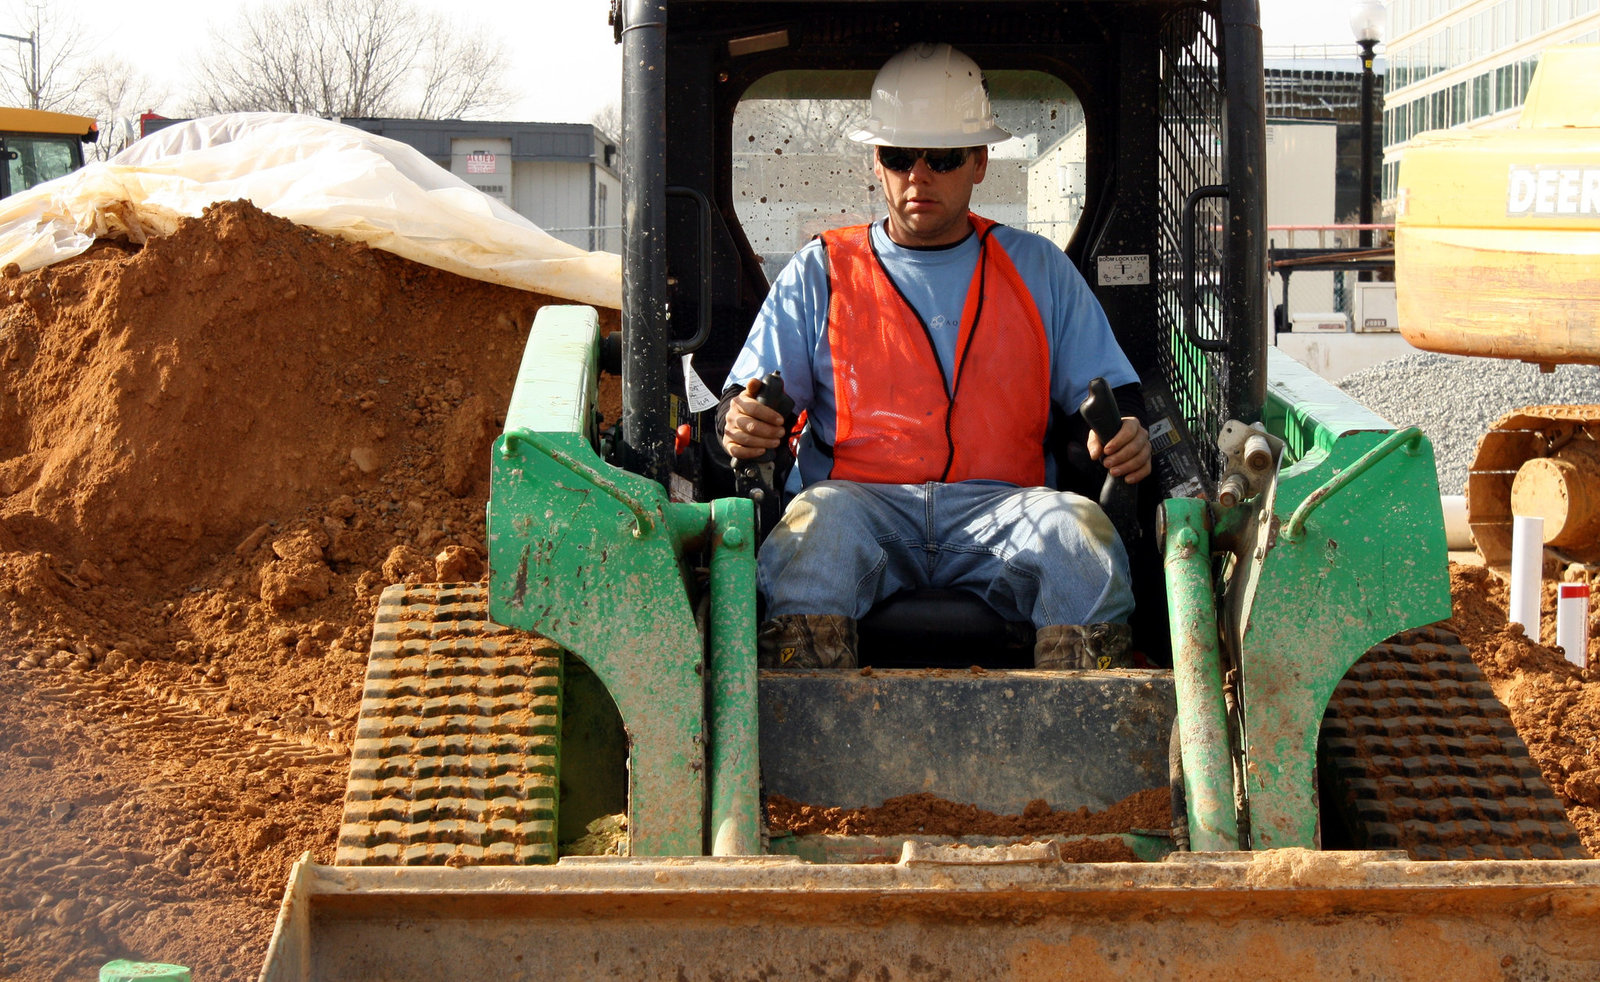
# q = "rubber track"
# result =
<box><xmin>336</xmin><ymin>582</ymin><xmax>563</xmax><ymax>866</ymax></box>
<box><xmin>1320</xmin><ymin>624</ymin><xmax>1587</xmax><ymax>860</ymax></box>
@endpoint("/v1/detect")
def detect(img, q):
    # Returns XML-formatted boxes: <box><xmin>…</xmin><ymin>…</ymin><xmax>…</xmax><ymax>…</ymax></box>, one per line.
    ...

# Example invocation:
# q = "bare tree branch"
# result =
<box><xmin>415</xmin><ymin>26</ymin><xmax>510</xmax><ymax>119</ymax></box>
<box><xmin>590</xmin><ymin>102</ymin><xmax>621</xmax><ymax>143</ymax></box>
<box><xmin>79</xmin><ymin>57</ymin><xmax>167</xmax><ymax>160</ymax></box>
<box><xmin>738</xmin><ymin>98</ymin><xmax>865</xmax><ymax>156</ymax></box>
<box><xmin>0</xmin><ymin>1</ymin><xmax>91</xmax><ymax>111</ymax></box>
<box><xmin>189</xmin><ymin>0</ymin><xmax>509</xmax><ymax>119</ymax></box>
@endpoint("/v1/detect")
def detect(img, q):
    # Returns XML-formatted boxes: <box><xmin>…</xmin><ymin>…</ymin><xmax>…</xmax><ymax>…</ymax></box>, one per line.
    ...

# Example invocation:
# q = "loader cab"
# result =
<box><xmin>609</xmin><ymin>0</ymin><xmax>1266</xmax><ymax>664</ymax></box>
<box><xmin>616</xmin><ymin>0</ymin><xmax>1265</xmax><ymax>483</ymax></box>
<box><xmin>468</xmin><ymin>0</ymin><xmax>1544</xmax><ymax>869</ymax></box>
<box><xmin>339</xmin><ymin>1</ymin><xmax>1572</xmax><ymax>886</ymax></box>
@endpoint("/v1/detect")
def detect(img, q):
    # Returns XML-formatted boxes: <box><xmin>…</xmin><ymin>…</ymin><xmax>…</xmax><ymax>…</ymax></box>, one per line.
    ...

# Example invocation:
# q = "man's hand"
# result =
<box><xmin>1087</xmin><ymin>417</ymin><xmax>1152</xmax><ymax>484</ymax></box>
<box><xmin>722</xmin><ymin>378</ymin><xmax>787</xmax><ymax>460</ymax></box>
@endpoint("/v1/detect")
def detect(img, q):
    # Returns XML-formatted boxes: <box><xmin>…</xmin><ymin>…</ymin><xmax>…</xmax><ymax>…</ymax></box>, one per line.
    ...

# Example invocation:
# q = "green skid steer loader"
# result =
<box><xmin>260</xmin><ymin>2</ymin><xmax>1600</xmax><ymax>978</ymax></box>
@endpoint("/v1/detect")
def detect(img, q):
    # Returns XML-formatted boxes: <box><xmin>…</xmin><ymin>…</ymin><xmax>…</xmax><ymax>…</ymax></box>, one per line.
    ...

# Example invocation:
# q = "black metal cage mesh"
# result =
<box><xmin>1155</xmin><ymin>2</ymin><xmax>1228</xmax><ymax>480</ymax></box>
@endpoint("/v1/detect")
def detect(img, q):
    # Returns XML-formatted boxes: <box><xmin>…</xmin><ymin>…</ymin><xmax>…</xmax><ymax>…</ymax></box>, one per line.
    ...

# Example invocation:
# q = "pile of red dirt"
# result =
<box><xmin>0</xmin><ymin>200</ymin><xmax>614</xmax><ymax>981</ymax></box>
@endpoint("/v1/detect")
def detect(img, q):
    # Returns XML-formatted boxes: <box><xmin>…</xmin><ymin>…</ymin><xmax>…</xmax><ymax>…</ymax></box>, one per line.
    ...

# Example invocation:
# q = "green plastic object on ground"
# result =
<box><xmin>99</xmin><ymin>961</ymin><xmax>191</xmax><ymax>982</ymax></box>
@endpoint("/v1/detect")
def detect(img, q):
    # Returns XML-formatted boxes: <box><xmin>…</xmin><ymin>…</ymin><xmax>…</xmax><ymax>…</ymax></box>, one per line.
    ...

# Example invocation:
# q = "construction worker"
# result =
<box><xmin>718</xmin><ymin>42</ymin><xmax>1151</xmax><ymax>670</ymax></box>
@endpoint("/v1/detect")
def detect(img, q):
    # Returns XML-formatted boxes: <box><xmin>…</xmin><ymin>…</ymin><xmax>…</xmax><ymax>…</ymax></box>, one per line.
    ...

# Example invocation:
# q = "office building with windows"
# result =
<box><xmin>1382</xmin><ymin>0</ymin><xmax>1600</xmax><ymax>202</ymax></box>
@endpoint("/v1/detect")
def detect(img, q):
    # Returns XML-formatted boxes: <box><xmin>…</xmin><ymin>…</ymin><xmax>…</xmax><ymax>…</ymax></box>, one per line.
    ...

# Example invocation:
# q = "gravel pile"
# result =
<box><xmin>1337</xmin><ymin>352</ymin><xmax>1600</xmax><ymax>496</ymax></box>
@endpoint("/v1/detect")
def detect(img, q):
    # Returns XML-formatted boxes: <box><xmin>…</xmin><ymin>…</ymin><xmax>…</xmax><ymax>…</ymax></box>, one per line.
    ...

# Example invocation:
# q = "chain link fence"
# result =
<box><xmin>1270</xmin><ymin>224</ymin><xmax>1395</xmax><ymax>335</ymax></box>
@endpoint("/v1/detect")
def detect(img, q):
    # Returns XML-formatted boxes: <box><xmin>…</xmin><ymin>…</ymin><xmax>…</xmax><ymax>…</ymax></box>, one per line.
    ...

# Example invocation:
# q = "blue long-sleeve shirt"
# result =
<box><xmin>726</xmin><ymin>217</ymin><xmax>1138</xmax><ymax>487</ymax></box>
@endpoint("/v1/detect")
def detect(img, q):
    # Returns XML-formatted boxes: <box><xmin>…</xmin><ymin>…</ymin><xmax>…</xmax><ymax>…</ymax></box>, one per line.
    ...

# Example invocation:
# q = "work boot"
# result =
<box><xmin>1033</xmin><ymin>622</ymin><xmax>1134</xmax><ymax>670</ymax></box>
<box><xmin>757</xmin><ymin>614</ymin><xmax>859</xmax><ymax>669</ymax></box>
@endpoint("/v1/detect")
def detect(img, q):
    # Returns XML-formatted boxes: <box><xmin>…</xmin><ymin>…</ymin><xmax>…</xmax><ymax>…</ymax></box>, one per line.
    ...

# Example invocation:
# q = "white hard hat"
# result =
<box><xmin>848</xmin><ymin>42</ymin><xmax>1013</xmax><ymax>148</ymax></box>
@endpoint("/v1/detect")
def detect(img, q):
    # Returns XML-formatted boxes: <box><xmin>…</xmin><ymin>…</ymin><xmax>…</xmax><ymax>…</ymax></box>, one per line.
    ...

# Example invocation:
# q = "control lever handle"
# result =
<box><xmin>748</xmin><ymin>373</ymin><xmax>794</xmax><ymax>464</ymax></box>
<box><xmin>1079</xmin><ymin>377</ymin><xmax>1142</xmax><ymax>548</ymax></box>
<box><xmin>734</xmin><ymin>372</ymin><xmax>797</xmax><ymax>538</ymax></box>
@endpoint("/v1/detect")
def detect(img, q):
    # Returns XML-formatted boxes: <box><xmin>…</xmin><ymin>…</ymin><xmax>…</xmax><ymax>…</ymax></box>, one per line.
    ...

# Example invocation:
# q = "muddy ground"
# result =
<box><xmin>0</xmin><ymin>202</ymin><xmax>1595</xmax><ymax>981</ymax></box>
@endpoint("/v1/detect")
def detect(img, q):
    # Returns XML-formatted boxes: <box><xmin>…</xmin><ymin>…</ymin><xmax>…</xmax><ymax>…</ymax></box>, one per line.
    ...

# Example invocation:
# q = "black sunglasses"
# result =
<box><xmin>877</xmin><ymin>146</ymin><xmax>971</xmax><ymax>174</ymax></box>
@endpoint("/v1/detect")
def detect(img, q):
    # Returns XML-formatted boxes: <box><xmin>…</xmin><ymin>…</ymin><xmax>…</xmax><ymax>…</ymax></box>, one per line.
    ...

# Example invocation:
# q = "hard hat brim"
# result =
<box><xmin>847</xmin><ymin>121</ymin><xmax>1013</xmax><ymax>148</ymax></box>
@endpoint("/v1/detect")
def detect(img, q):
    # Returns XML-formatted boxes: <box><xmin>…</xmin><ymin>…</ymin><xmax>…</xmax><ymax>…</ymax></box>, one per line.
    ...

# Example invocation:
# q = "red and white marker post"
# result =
<box><xmin>1558</xmin><ymin>582</ymin><xmax>1590</xmax><ymax>669</ymax></box>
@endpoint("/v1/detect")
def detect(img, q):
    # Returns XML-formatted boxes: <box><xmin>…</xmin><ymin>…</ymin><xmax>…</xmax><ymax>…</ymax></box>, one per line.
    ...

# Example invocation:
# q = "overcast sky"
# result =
<box><xmin>51</xmin><ymin>0</ymin><xmax>1374</xmax><ymax>122</ymax></box>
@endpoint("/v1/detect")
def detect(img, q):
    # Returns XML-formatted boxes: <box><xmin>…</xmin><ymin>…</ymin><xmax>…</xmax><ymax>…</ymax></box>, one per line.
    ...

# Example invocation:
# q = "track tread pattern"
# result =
<box><xmin>1321</xmin><ymin>624</ymin><xmax>1587</xmax><ymax>860</ymax></box>
<box><xmin>335</xmin><ymin>582</ymin><xmax>563</xmax><ymax>866</ymax></box>
<box><xmin>34</xmin><ymin>672</ymin><xmax>346</xmax><ymax>769</ymax></box>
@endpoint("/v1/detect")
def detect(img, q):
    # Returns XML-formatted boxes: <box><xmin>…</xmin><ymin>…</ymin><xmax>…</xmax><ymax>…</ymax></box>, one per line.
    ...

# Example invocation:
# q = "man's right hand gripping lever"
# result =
<box><xmin>727</xmin><ymin>375</ymin><xmax>796</xmax><ymax>534</ymax></box>
<box><xmin>723</xmin><ymin>377</ymin><xmax>788</xmax><ymax>461</ymax></box>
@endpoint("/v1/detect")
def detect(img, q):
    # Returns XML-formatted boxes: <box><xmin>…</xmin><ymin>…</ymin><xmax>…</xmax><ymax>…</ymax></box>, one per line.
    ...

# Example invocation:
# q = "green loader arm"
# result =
<box><xmin>1168</xmin><ymin>348</ymin><xmax>1452</xmax><ymax>849</ymax></box>
<box><xmin>486</xmin><ymin>305</ymin><xmax>762</xmax><ymax>856</ymax></box>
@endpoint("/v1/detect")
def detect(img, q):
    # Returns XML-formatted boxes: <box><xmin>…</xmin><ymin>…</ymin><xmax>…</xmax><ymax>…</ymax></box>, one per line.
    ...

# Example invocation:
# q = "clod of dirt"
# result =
<box><xmin>433</xmin><ymin>544</ymin><xmax>484</xmax><ymax>582</ymax></box>
<box><xmin>565</xmin><ymin>814</ymin><xmax>630</xmax><ymax>857</ymax></box>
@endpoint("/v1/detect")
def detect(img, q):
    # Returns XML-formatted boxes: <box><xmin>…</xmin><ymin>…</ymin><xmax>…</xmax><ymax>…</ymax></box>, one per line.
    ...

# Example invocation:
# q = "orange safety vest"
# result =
<box><xmin>821</xmin><ymin>216</ymin><xmax>1051</xmax><ymax>486</ymax></box>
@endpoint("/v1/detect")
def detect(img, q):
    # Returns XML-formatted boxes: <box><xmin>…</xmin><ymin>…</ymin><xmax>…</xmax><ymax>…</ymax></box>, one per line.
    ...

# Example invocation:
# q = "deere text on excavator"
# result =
<box><xmin>1396</xmin><ymin>45</ymin><xmax>1600</xmax><ymax>574</ymax></box>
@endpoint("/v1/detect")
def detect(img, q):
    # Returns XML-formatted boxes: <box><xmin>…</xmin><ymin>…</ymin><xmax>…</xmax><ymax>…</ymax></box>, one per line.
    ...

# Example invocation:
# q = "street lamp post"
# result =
<box><xmin>0</xmin><ymin>31</ymin><xmax>38</xmax><ymax>109</ymax></box>
<box><xmin>1350</xmin><ymin>2</ymin><xmax>1387</xmax><ymax>254</ymax></box>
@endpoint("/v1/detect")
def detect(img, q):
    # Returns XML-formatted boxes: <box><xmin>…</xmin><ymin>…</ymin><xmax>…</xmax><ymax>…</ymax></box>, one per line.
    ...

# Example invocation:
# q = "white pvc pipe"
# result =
<box><xmin>1440</xmin><ymin>495</ymin><xmax>1472</xmax><ymax>551</ymax></box>
<box><xmin>1558</xmin><ymin>583</ymin><xmax>1590</xmax><ymax>669</ymax></box>
<box><xmin>1509</xmin><ymin>515</ymin><xmax>1545</xmax><ymax>640</ymax></box>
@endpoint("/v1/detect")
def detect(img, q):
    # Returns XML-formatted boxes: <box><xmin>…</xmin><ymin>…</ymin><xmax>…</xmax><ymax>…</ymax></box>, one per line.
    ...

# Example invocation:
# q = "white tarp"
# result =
<box><xmin>0</xmin><ymin>113</ymin><xmax>621</xmax><ymax>309</ymax></box>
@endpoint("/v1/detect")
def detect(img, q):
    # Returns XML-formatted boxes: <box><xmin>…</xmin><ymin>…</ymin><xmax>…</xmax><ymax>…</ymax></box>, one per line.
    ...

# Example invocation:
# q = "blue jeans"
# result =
<box><xmin>758</xmin><ymin>480</ymin><xmax>1133</xmax><ymax>627</ymax></box>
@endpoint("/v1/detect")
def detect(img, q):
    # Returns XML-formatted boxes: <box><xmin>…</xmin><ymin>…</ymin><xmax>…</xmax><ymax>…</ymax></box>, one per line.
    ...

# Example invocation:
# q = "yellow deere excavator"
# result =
<box><xmin>1396</xmin><ymin>45</ymin><xmax>1600</xmax><ymax>571</ymax></box>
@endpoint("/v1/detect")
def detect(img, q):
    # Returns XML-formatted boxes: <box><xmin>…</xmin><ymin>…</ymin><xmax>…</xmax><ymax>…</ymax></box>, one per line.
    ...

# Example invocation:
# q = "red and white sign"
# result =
<box><xmin>465</xmin><ymin>151</ymin><xmax>497</xmax><ymax>174</ymax></box>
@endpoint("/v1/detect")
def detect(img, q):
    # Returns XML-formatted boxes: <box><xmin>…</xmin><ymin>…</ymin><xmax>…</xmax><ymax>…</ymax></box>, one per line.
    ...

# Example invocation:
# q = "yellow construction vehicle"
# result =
<box><xmin>1396</xmin><ymin>45</ymin><xmax>1600</xmax><ymax>570</ymax></box>
<box><xmin>0</xmin><ymin>107</ymin><xmax>98</xmax><ymax>198</ymax></box>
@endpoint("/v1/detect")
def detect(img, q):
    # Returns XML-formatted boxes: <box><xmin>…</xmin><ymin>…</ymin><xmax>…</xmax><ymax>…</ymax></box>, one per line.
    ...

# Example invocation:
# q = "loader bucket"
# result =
<box><xmin>260</xmin><ymin>851</ymin><xmax>1600</xmax><ymax>981</ymax></box>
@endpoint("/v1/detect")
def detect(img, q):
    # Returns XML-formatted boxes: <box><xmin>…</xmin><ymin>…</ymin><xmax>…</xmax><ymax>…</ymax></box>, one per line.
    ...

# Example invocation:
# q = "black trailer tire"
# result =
<box><xmin>1319</xmin><ymin>624</ymin><xmax>1587</xmax><ymax>860</ymax></box>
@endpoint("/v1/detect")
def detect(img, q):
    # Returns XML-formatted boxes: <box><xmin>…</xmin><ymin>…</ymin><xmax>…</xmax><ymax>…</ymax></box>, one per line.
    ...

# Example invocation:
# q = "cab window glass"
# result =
<box><xmin>6</xmin><ymin>136</ymin><xmax>79</xmax><ymax>195</ymax></box>
<box><xmin>733</xmin><ymin>70</ymin><xmax>1085</xmax><ymax>282</ymax></box>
